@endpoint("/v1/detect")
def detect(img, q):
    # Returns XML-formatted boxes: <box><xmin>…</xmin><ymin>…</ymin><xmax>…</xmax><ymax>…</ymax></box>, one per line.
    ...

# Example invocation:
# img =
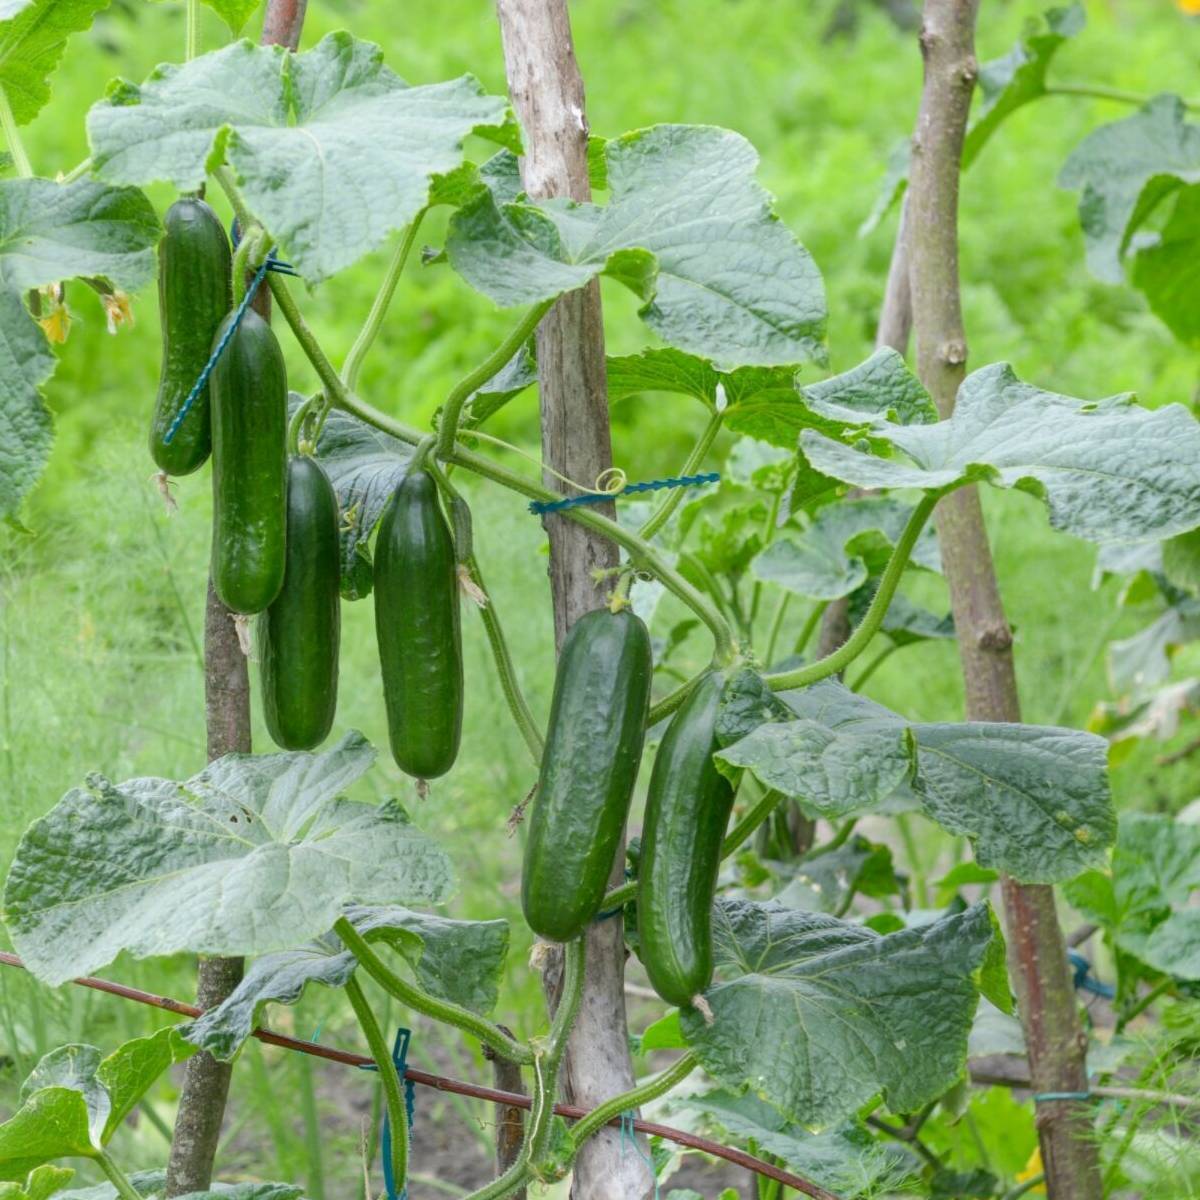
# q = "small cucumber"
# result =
<box><xmin>210</xmin><ymin>307</ymin><xmax>287</xmax><ymax>615</ymax></box>
<box><xmin>149</xmin><ymin>198</ymin><xmax>232</xmax><ymax>476</ymax></box>
<box><xmin>637</xmin><ymin>670</ymin><xmax>735</xmax><ymax>1008</ymax></box>
<box><xmin>258</xmin><ymin>456</ymin><xmax>341</xmax><ymax>750</ymax></box>
<box><xmin>374</xmin><ymin>469</ymin><xmax>463</xmax><ymax>779</ymax></box>
<box><xmin>522</xmin><ymin>608</ymin><xmax>653</xmax><ymax>942</ymax></box>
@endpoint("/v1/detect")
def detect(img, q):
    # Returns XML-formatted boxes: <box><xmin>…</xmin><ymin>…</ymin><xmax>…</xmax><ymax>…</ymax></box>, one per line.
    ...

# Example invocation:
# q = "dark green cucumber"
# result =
<box><xmin>374</xmin><ymin>469</ymin><xmax>463</xmax><ymax>779</ymax></box>
<box><xmin>257</xmin><ymin>456</ymin><xmax>341</xmax><ymax>750</ymax></box>
<box><xmin>637</xmin><ymin>669</ymin><xmax>735</xmax><ymax>1007</ymax></box>
<box><xmin>522</xmin><ymin>608</ymin><xmax>653</xmax><ymax>942</ymax></box>
<box><xmin>210</xmin><ymin>307</ymin><xmax>287</xmax><ymax>615</ymax></box>
<box><xmin>149</xmin><ymin>198</ymin><xmax>232</xmax><ymax>476</ymax></box>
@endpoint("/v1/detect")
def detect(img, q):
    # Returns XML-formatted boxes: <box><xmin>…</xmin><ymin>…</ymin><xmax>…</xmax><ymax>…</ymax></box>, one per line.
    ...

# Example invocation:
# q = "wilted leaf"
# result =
<box><xmin>5</xmin><ymin>733</ymin><xmax>453</xmax><ymax>985</ymax></box>
<box><xmin>447</xmin><ymin>126</ymin><xmax>827</xmax><ymax>367</ymax></box>
<box><xmin>89</xmin><ymin>33</ymin><xmax>516</xmax><ymax>282</ymax></box>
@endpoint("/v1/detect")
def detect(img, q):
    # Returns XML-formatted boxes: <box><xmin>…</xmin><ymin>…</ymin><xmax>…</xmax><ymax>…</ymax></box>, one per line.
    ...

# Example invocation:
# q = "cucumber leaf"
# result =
<box><xmin>0</xmin><ymin>1166</ymin><xmax>75</xmax><ymax>1200</ymax></box>
<box><xmin>802</xmin><ymin>358</ymin><xmax>1200</xmax><ymax>544</ymax></box>
<box><xmin>1059</xmin><ymin>93</ymin><xmax>1200</xmax><ymax>283</ymax></box>
<box><xmin>61</xmin><ymin>1177</ymin><xmax>302</xmax><ymax>1200</ymax></box>
<box><xmin>199</xmin><ymin>0</ymin><xmax>260</xmax><ymax>35</ymax></box>
<box><xmin>4</xmin><ymin>733</ymin><xmax>453</xmax><ymax>985</ymax></box>
<box><xmin>0</xmin><ymin>1030</ymin><xmax>193</xmax><ymax>1179</ymax></box>
<box><xmin>798</xmin><ymin>348</ymin><xmax>937</xmax><ymax>427</ymax></box>
<box><xmin>0</xmin><ymin>0</ymin><xmax>110</xmax><ymax>126</ymax></box>
<box><xmin>1130</xmin><ymin>183</ymin><xmax>1200</xmax><ymax>346</ymax></box>
<box><xmin>446</xmin><ymin>125</ymin><xmax>826</xmax><ymax>368</ymax></box>
<box><xmin>0</xmin><ymin>177</ymin><xmax>158</xmax><ymax>528</ymax></box>
<box><xmin>88</xmin><ymin>33</ymin><xmax>517</xmax><ymax>282</ymax></box>
<box><xmin>182</xmin><ymin>906</ymin><xmax>510</xmax><ymax>1061</ymax></box>
<box><xmin>679</xmin><ymin>900</ymin><xmax>993</xmax><ymax>1125</ymax></box>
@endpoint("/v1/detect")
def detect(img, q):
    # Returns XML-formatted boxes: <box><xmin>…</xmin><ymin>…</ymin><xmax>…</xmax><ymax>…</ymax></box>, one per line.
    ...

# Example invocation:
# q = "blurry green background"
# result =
<box><xmin>2</xmin><ymin>0</ymin><xmax>1198</xmax><ymax>1195</ymax></box>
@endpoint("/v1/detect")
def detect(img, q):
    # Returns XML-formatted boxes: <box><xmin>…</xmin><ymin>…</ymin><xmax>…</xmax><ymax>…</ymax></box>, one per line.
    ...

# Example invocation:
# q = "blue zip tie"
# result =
<box><xmin>619</xmin><ymin>1110</ymin><xmax>658</xmax><ymax>1198</ymax></box>
<box><xmin>1033</xmin><ymin>1091</ymin><xmax>1093</xmax><ymax>1103</ymax></box>
<box><xmin>160</xmin><ymin>259</ymin><xmax>270</xmax><ymax>446</ymax></box>
<box><xmin>358</xmin><ymin>1027</ymin><xmax>415</xmax><ymax>1200</ymax></box>
<box><xmin>230</xmin><ymin>218</ymin><xmax>300</xmax><ymax>276</ymax></box>
<box><xmin>529</xmin><ymin>472</ymin><xmax>720</xmax><ymax>516</ymax></box>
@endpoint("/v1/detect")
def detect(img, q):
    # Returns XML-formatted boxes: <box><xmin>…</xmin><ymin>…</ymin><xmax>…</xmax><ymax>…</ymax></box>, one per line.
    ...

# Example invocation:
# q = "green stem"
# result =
<box><xmin>637</xmin><ymin>408</ymin><xmax>724</xmax><ymax>542</ymax></box>
<box><xmin>793</xmin><ymin>600</ymin><xmax>827</xmax><ymax>656</ymax></box>
<box><xmin>1117</xmin><ymin>975</ymin><xmax>1174</xmax><ymax>1031</ymax></box>
<box><xmin>648</xmin><ymin>670</ymin><xmax>703</xmax><ymax>726</ymax></box>
<box><xmin>334</xmin><ymin>918</ymin><xmax>533</xmax><ymax>1065</ymax></box>
<box><xmin>61</xmin><ymin>157</ymin><xmax>93</xmax><ymax>184</ymax></box>
<box><xmin>722</xmin><ymin>788</ymin><xmax>785</xmax><ymax>857</ymax></box>
<box><xmin>749</xmin><ymin>491</ymin><xmax>782</xmax><ymax>625</ymax></box>
<box><xmin>287</xmin><ymin>392</ymin><xmax>321</xmax><ymax>456</ymax></box>
<box><xmin>529</xmin><ymin>936</ymin><xmax>586</xmax><ymax>1166</ymax></box>
<box><xmin>342</xmin><ymin>213</ymin><xmax>426</xmax><ymax>392</ymax></box>
<box><xmin>766</xmin><ymin>494</ymin><xmax>939</xmax><ymax>690</ymax></box>
<box><xmin>1044</xmin><ymin>82</ymin><xmax>1200</xmax><ymax>110</ymax></box>
<box><xmin>896</xmin><ymin>813</ymin><xmax>928</xmax><ymax>907</ymax></box>
<box><xmin>435</xmin><ymin>299</ymin><xmax>554</xmax><ymax>460</ymax></box>
<box><xmin>345</xmin><ymin>974</ymin><xmax>408</xmax><ymax>1197</ymax></box>
<box><xmin>185</xmin><ymin>0</ymin><xmax>199</xmax><ymax>60</ymax></box>
<box><xmin>466</xmin><ymin>553</ymin><xmax>544</xmax><ymax>763</ymax></box>
<box><xmin>1002</xmin><ymin>1174</ymin><xmax>1046</xmax><ymax>1200</ymax></box>
<box><xmin>461</xmin><ymin>1152</ymin><xmax>530</xmax><ymax>1200</ymax></box>
<box><xmin>763</xmin><ymin>592</ymin><xmax>791</xmax><ymax>666</ymax></box>
<box><xmin>0</xmin><ymin>87</ymin><xmax>32</xmax><ymax>178</ymax></box>
<box><xmin>566</xmin><ymin>1052</ymin><xmax>698</xmax><ymax>1152</ymax></box>
<box><xmin>849</xmin><ymin>642</ymin><xmax>897</xmax><ymax>691</ymax></box>
<box><xmin>96</xmin><ymin>1153</ymin><xmax>142</xmax><ymax>1200</ymax></box>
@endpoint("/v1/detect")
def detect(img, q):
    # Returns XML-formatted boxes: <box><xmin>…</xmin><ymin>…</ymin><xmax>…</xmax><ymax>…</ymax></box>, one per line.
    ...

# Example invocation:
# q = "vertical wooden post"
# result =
<box><xmin>905</xmin><ymin>2</ymin><xmax>1102</xmax><ymax>1196</ymax></box>
<box><xmin>493</xmin><ymin>3</ymin><xmax>652</xmax><ymax>1197</ymax></box>
<box><xmin>164</xmin><ymin>5</ymin><xmax>308</xmax><ymax>1194</ymax></box>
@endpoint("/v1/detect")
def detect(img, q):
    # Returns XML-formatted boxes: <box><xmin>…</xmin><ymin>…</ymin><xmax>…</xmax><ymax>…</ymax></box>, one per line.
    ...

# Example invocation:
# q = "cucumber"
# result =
<box><xmin>257</xmin><ymin>456</ymin><xmax>341</xmax><ymax>750</ymax></box>
<box><xmin>149</xmin><ymin>198</ymin><xmax>232</xmax><ymax>476</ymax></box>
<box><xmin>637</xmin><ymin>669</ymin><xmax>735</xmax><ymax>1007</ymax></box>
<box><xmin>210</xmin><ymin>307</ymin><xmax>287</xmax><ymax>615</ymax></box>
<box><xmin>374</xmin><ymin>469</ymin><xmax>463</xmax><ymax>779</ymax></box>
<box><xmin>522</xmin><ymin>608</ymin><xmax>653</xmax><ymax>942</ymax></box>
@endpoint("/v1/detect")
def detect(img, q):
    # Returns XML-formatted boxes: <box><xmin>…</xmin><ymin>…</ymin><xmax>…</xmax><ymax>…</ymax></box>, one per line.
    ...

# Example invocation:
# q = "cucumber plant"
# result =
<box><xmin>3</xmin><ymin>1</ymin><xmax>1200</xmax><ymax>1198</ymax></box>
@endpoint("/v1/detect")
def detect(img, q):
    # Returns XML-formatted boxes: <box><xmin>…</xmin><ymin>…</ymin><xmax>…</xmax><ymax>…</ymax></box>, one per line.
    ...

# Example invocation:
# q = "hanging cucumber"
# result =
<box><xmin>637</xmin><ymin>669</ymin><xmax>735</xmax><ymax>1008</ymax></box>
<box><xmin>257</xmin><ymin>456</ymin><xmax>341</xmax><ymax>750</ymax></box>
<box><xmin>149</xmin><ymin>198</ymin><xmax>232</xmax><ymax>476</ymax></box>
<box><xmin>522</xmin><ymin>608</ymin><xmax>653</xmax><ymax>942</ymax></box>
<box><xmin>374</xmin><ymin>469</ymin><xmax>463</xmax><ymax>779</ymax></box>
<box><xmin>210</xmin><ymin>307</ymin><xmax>287</xmax><ymax>615</ymax></box>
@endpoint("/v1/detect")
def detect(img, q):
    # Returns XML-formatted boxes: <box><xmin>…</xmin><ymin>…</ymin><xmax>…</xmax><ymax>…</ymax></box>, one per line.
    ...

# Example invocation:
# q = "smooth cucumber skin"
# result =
<box><xmin>374</xmin><ymin>469</ymin><xmax>463</xmax><ymax>779</ymax></box>
<box><xmin>522</xmin><ymin>608</ymin><xmax>653</xmax><ymax>942</ymax></box>
<box><xmin>210</xmin><ymin>308</ymin><xmax>287</xmax><ymax>615</ymax></box>
<box><xmin>637</xmin><ymin>669</ymin><xmax>735</xmax><ymax>1007</ymax></box>
<box><xmin>149</xmin><ymin>198</ymin><xmax>232</xmax><ymax>476</ymax></box>
<box><xmin>258</xmin><ymin>457</ymin><xmax>341</xmax><ymax>750</ymax></box>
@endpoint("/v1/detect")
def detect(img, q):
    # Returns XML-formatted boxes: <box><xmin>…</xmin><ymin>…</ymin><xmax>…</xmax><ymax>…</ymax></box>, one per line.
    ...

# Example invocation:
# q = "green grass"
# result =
<box><xmin>3</xmin><ymin>0</ymin><xmax>1199</xmax><ymax>1193</ymax></box>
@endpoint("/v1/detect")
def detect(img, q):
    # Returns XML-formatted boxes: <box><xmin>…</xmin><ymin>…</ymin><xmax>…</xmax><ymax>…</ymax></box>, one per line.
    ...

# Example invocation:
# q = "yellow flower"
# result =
<box><xmin>1016</xmin><ymin>1147</ymin><xmax>1047</xmax><ymax>1193</ymax></box>
<box><xmin>1179</xmin><ymin>0</ymin><xmax>1200</xmax><ymax>14</ymax></box>
<box><xmin>101</xmin><ymin>289</ymin><xmax>134</xmax><ymax>334</ymax></box>
<box><xmin>36</xmin><ymin>288</ymin><xmax>71</xmax><ymax>344</ymax></box>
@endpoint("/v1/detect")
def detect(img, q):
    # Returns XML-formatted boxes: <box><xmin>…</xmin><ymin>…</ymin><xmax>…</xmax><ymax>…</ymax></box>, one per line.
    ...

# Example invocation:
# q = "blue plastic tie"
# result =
<box><xmin>1033</xmin><ymin>1091</ymin><xmax>1094</xmax><ymax>1103</ymax></box>
<box><xmin>529</xmin><ymin>472</ymin><xmax>720</xmax><ymax>516</ymax></box>
<box><xmin>1069</xmin><ymin>951</ymin><xmax>1116</xmax><ymax>1000</ymax></box>
<box><xmin>358</xmin><ymin>1027</ymin><xmax>415</xmax><ymax>1200</ymax></box>
<box><xmin>619</xmin><ymin>1111</ymin><xmax>658</xmax><ymax>1198</ymax></box>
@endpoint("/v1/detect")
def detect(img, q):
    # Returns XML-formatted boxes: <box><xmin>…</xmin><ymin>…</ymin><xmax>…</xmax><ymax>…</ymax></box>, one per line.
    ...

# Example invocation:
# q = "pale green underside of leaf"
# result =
<box><xmin>61</xmin><ymin>1175</ymin><xmax>302</xmax><ymax>1200</ymax></box>
<box><xmin>182</xmin><ymin>905</ymin><xmax>509</xmax><ymax>1061</ymax></box>
<box><xmin>749</xmin><ymin>680</ymin><xmax>1115</xmax><ymax>881</ymax></box>
<box><xmin>0</xmin><ymin>177</ymin><xmax>158</xmax><ymax>525</ymax></box>
<box><xmin>4</xmin><ymin>732</ymin><xmax>453</xmax><ymax>985</ymax></box>
<box><xmin>88</xmin><ymin>32</ymin><xmax>516</xmax><ymax>282</ymax></box>
<box><xmin>0</xmin><ymin>0</ymin><xmax>110</xmax><ymax>125</ymax></box>
<box><xmin>1059</xmin><ymin>93</ymin><xmax>1200</xmax><ymax>283</ymax></box>
<box><xmin>446</xmin><ymin>125</ymin><xmax>827</xmax><ymax>368</ymax></box>
<box><xmin>0</xmin><ymin>1030</ymin><xmax>191</xmax><ymax>1179</ymax></box>
<box><xmin>679</xmin><ymin>900</ymin><xmax>993</xmax><ymax>1125</ymax></box>
<box><xmin>802</xmin><ymin>357</ymin><xmax>1200</xmax><ymax>544</ymax></box>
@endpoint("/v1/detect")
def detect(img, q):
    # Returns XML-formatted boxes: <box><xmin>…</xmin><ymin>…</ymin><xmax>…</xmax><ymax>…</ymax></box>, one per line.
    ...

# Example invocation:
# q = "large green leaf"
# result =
<box><xmin>1066</xmin><ymin>813</ymin><xmax>1200</xmax><ymax>979</ymax></box>
<box><xmin>1059</xmin><ymin>94</ymin><xmax>1200</xmax><ymax>283</ymax></box>
<box><xmin>88</xmin><ymin>33</ymin><xmax>516</xmax><ymax>282</ymax></box>
<box><xmin>0</xmin><ymin>0</ymin><xmax>109</xmax><ymax>125</ymax></box>
<box><xmin>0</xmin><ymin>177</ymin><xmax>158</xmax><ymax>526</ymax></box>
<box><xmin>750</xmin><ymin>496</ymin><xmax>940</xmax><ymax>602</ymax></box>
<box><xmin>679</xmin><ymin>900</ymin><xmax>993</xmax><ymax>1125</ymax></box>
<box><xmin>1131</xmin><ymin>183</ymin><xmax>1200</xmax><ymax>346</ymax></box>
<box><xmin>769</xmin><ymin>681</ymin><xmax>1114</xmax><ymax>881</ymax></box>
<box><xmin>803</xmin><ymin>358</ymin><xmax>1200</xmax><ymax>544</ymax></box>
<box><xmin>797</xmin><ymin>348</ymin><xmax>936</xmax><ymax>427</ymax></box>
<box><xmin>676</xmin><ymin>1091</ymin><xmax>918</xmax><ymax>1195</ymax></box>
<box><xmin>0</xmin><ymin>1030</ymin><xmax>192</xmax><ymax>1179</ymax></box>
<box><xmin>963</xmin><ymin>3</ymin><xmax>1085</xmax><ymax>168</ymax></box>
<box><xmin>182</xmin><ymin>905</ymin><xmax>509</xmax><ymax>1061</ymax></box>
<box><xmin>4</xmin><ymin>733</ymin><xmax>453</xmax><ymax>985</ymax></box>
<box><xmin>0</xmin><ymin>1166</ymin><xmax>75</xmax><ymax>1200</ymax></box>
<box><xmin>446</xmin><ymin>126</ymin><xmax>827</xmax><ymax>368</ymax></box>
